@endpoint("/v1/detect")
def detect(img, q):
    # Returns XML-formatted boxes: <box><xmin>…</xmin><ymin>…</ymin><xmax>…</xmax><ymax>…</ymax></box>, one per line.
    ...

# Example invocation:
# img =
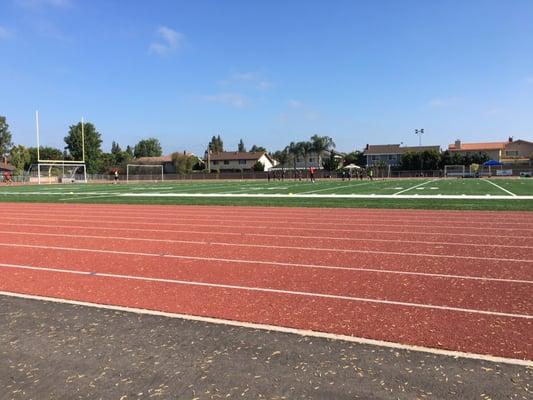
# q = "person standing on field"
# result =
<box><xmin>113</xmin><ymin>169</ymin><xmax>119</xmax><ymax>184</ymax></box>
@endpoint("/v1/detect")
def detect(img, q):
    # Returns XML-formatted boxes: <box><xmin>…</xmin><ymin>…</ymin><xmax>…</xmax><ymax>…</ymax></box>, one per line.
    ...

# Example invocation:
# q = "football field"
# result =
<box><xmin>1</xmin><ymin>177</ymin><xmax>532</xmax><ymax>210</ymax></box>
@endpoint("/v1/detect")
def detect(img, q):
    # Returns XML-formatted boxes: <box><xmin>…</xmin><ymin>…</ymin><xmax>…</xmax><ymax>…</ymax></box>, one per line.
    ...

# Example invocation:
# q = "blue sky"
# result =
<box><xmin>1</xmin><ymin>0</ymin><xmax>532</xmax><ymax>155</ymax></box>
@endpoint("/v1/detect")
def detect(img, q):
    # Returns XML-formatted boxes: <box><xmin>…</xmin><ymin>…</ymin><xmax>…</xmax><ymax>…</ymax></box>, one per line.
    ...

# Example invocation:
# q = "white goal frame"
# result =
<box><xmin>444</xmin><ymin>165</ymin><xmax>466</xmax><ymax>178</ymax></box>
<box><xmin>35</xmin><ymin>110</ymin><xmax>87</xmax><ymax>184</ymax></box>
<box><xmin>31</xmin><ymin>163</ymin><xmax>87</xmax><ymax>184</ymax></box>
<box><xmin>126</xmin><ymin>164</ymin><xmax>164</xmax><ymax>182</ymax></box>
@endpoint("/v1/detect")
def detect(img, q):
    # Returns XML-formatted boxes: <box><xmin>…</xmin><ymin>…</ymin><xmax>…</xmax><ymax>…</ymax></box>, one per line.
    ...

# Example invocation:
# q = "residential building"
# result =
<box><xmin>0</xmin><ymin>157</ymin><xmax>15</xmax><ymax>173</ymax></box>
<box><xmin>364</xmin><ymin>144</ymin><xmax>441</xmax><ymax>167</ymax></box>
<box><xmin>135</xmin><ymin>152</ymin><xmax>201</xmax><ymax>173</ymax></box>
<box><xmin>206</xmin><ymin>151</ymin><xmax>275</xmax><ymax>172</ymax></box>
<box><xmin>274</xmin><ymin>150</ymin><xmax>341</xmax><ymax>170</ymax></box>
<box><xmin>448</xmin><ymin>138</ymin><xmax>533</xmax><ymax>163</ymax></box>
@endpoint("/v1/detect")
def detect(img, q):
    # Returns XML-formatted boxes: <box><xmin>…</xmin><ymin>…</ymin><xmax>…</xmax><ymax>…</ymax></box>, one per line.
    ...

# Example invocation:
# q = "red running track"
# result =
<box><xmin>0</xmin><ymin>203</ymin><xmax>531</xmax><ymax>361</ymax></box>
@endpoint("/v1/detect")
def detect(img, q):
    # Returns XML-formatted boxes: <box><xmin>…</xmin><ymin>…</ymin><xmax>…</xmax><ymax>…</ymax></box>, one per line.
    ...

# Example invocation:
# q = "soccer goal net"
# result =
<box><xmin>444</xmin><ymin>165</ymin><xmax>466</xmax><ymax>178</ymax></box>
<box><xmin>27</xmin><ymin>163</ymin><xmax>87</xmax><ymax>184</ymax></box>
<box><xmin>126</xmin><ymin>164</ymin><xmax>164</xmax><ymax>182</ymax></box>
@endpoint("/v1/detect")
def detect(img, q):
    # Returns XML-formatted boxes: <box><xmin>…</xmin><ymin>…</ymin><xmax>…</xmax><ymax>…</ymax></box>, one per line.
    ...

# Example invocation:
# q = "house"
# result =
<box><xmin>206</xmin><ymin>151</ymin><xmax>275</xmax><ymax>172</ymax></box>
<box><xmin>135</xmin><ymin>152</ymin><xmax>202</xmax><ymax>174</ymax></box>
<box><xmin>364</xmin><ymin>144</ymin><xmax>441</xmax><ymax>167</ymax></box>
<box><xmin>448</xmin><ymin>138</ymin><xmax>533</xmax><ymax>163</ymax></box>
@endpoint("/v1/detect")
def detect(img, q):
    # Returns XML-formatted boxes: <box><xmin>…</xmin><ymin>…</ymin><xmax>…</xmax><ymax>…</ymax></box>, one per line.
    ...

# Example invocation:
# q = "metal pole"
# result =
<box><xmin>81</xmin><ymin>117</ymin><xmax>85</xmax><ymax>163</ymax></box>
<box><xmin>36</xmin><ymin>111</ymin><xmax>40</xmax><ymax>161</ymax></box>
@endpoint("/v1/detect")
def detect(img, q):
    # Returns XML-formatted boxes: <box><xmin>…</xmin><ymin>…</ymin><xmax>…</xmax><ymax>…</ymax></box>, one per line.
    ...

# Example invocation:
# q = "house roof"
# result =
<box><xmin>209</xmin><ymin>151</ymin><xmax>271</xmax><ymax>162</ymax></box>
<box><xmin>364</xmin><ymin>144</ymin><xmax>440</xmax><ymax>155</ymax></box>
<box><xmin>448</xmin><ymin>142</ymin><xmax>507</xmax><ymax>151</ymax></box>
<box><xmin>0</xmin><ymin>162</ymin><xmax>15</xmax><ymax>171</ymax></box>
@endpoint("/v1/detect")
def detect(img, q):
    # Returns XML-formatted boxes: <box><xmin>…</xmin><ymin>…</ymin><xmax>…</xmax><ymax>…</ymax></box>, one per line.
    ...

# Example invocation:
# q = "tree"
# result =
<box><xmin>171</xmin><ymin>152</ymin><xmax>197</xmax><ymax>174</ymax></box>
<box><xmin>208</xmin><ymin>135</ymin><xmax>224</xmax><ymax>153</ymax></box>
<box><xmin>272</xmin><ymin>149</ymin><xmax>289</xmax><ymax>169</ymax></box>
<box><xmin>297</xmin><ymin>141</ymin><xmax>313</xmax><ymax>172</ymax></box>
<box><xmin>250</xmin><ymin>144</ymin><xmax>267</xmax><ymax>152</ymax></box>
<box><xmin>287</xmin><ymin>142</ymin><xmax>301</xmax><ymax>173</ymax></box>
<box><xmin>310</xmin><ymin>135</ymin><xmax>335</xmax><ymax>167</ymax></box>
<box><xmin>125</xmin><ymin>145</ymin><xmax>134</xmax><ymax>157</ymax></box>
<box><xmin>134</xmin><ymin>138</ymin><xmax>162</xmax><ymax>158</ymax></box>
<box><xmin>64</xmin><ymin>121</ymin><xmax>103</xmax><ymax>174</ymax></box>
<box><xmin>111</xmin><ymin>141</ymin><xmax>122</xmax><ymax>155</ymax></box>
<box><xmin>238</xmin><ymin>139</ymin><xmax>246</xmax><ymax>152</ymax></box>
<box><xmin>344</xmin><ymin>151</ymin><xmax>365</xmax><ymax>166</ymax></box>
<box><xmin>252</xmin><ymin>161</ymin><xmax>265</xmax><ymax>171</ymax></box>
<box><xmin>322</xmin><ymin>151</ymin><xmax>340</xmax><ymax>172</ymax></box>
<box><xmin>9</xmin><ymin>145</ymin><xmax>31</xmax><ymax>174</ymax></box>
<box><xmin>0</xmin><ymin>116</ymin><xmax>13</xmax><ymax>156</ymax></box>
<box><xmin>28</xmin><ymin>147</ymin><xmax>64</xmax><ymax>166</ymax></box>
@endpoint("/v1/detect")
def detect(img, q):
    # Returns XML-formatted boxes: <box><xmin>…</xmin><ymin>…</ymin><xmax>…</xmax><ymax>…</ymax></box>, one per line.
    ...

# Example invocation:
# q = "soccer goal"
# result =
<box><xmin>28</xmin><ymin>162</ymin><xmax>87</xmax><ymax>184</ymax></box>
<box><xmin>34</xmin><ymin>111</ymin><xmax>87</xmax><ymax>184</ymax></box>
<box><xmin>126</xmin><ymin>164</ymin><xmax>164</xmax><ymax>182</ymax></box>
<box><xmin>444</xmin><ymin>165</ymin><xmax>466</xmax><ymax>178</ymax></box>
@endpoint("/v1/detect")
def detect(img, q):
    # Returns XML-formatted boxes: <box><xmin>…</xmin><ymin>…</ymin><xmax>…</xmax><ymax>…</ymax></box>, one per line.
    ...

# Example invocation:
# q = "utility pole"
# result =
<box><xmin>415</xmin><ymin>129</ymin><xmax>424</xmax><ymax>174</ymax></box>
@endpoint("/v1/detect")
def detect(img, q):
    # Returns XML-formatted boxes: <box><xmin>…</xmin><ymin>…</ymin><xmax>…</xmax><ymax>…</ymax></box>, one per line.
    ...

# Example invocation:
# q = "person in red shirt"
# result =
<box><xmin>309</xmin><ymin>167</ymin><xmax>315</xmax><ymax>183</ymax></box>
<box><xmin>3</xmin><ymin>171</ymin><xmax>12</xmax><ymax>184</ymax></box>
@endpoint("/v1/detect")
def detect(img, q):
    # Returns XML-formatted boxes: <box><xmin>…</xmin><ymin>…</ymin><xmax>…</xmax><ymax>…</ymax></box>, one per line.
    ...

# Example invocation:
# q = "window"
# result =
<box><xmin>239</xmin><ymin>160</ymin><xmax>246</xmax><ymax>165</ymax></box>
<box><xmin>224</xmin><ymin>160</ymin><xmax>229</xmax><ymax>165</ymax></box>
<box><xmin>309</xmin><ymin>157</ymin><xmax>315</xmax><ymax>163</ymax></box>
<box><xmin>506</xmin><ymin>150</ymin><xmax>519</xmax><ymax>156</ymax></box>
<box><xmin>388</xmin><ymin>155</ymin><xmax>395</xmax><ymax>160</ymax></box>
<box><xmin>296</xmin><ymin>158</ymin><xmax>302</xmax><ymax>163</ymax></box>
<box><xmin>371</xmin><ymin>155</ymin><xmax>378</xmax><ymax>160</ymax></box>
<box><xmin>213</xmin><ymin>160</ymin><xmax>219</xmax><ymax>165</ymax></box>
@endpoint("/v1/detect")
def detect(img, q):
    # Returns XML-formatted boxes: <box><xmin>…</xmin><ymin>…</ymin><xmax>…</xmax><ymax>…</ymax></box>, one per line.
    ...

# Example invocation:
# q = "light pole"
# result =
<box><xmin>414</xmin><ymin>129</ymin><xmax>424</xmax><ymax>174</ymax></box>
<box><xmin>414</xmin><ymin>129</ymin><xmax>424</xmax><ymax>147</ymax></box>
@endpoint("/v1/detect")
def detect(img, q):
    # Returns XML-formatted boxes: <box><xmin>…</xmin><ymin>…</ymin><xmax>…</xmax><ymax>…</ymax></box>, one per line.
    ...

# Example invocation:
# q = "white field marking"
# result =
<box><xmin>3</xmin><ymin>228</ymin><xmax>533</xmax><ymax>255</ymax></box>
<box><xmin>121</xmin><ymin>192</ymin><xmax>533</xmax><ymax>200</ymax></box>
<box><xmin>0</xmin><ymin>234</ymin><xmax>530</xmax><ymax>285</ymax></box>
<box><xmin>0</xmin><ymin>292</ymin><xmax>530</xmax><ymax>368</ymax></box>
<box><xmin>5</xmin><ymin>190</ymin><xmax>531</xmax><ymax>200</ymax></box>
<box><xmin>4</xmin><ymin>221</ymin><xmax>533</xmax><ymax>244</ymax></box>
<box><xmin>0</xmin><ymin>263</ymin><xmax>531</xmax><ymax>320</ymax></box>
<box><xmin>1</xmin><ymin>214</ymin><xmax>533</xmax><ymax>235</ymax></box>
<box><xmin>484</xmin><ymin>179</ymin><xmax>516</xmax><ymax>196</ymax></box>
<box><xmin>298</xmin><ymin>182</ymin><xmax>372</xmax><ymax>194</ymax></box>
<box><xmin>58</xmin><ymin>194</ymin><xmax>120</xmax><ymax>201</ymax></box>
<box><xmin>393</xmin><ymin>179</ymin><xmax>437</xmax><ymax>195</ymax></box>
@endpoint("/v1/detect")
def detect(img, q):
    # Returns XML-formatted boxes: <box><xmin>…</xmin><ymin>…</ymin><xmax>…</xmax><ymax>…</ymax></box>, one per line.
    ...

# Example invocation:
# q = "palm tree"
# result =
<box><xmin>286</xmin><ymin>142</ymin><xmax>300</xmax><ymax>177</ymax></box>
<box><xmin>296</xmin><ymin>141</ymin><xmax>313</xmax><ymax>179</ymax></box>
<box><xmin>310</xmin><ymin>135</ymin><xmax>336</xmax><ymax>169</ymax></box>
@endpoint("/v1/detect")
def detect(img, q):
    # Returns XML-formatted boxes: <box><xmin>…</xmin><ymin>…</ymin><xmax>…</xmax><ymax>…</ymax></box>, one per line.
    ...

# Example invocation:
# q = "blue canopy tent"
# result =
<box><xmin>482</xmin><ymin>160</ymin><xmax>503</xmax><ymax>176</ymax></box>
<box><xmin>482</xmin><ymin>160</ymin><xmax>503</xmax><ymax>166</ymax></box>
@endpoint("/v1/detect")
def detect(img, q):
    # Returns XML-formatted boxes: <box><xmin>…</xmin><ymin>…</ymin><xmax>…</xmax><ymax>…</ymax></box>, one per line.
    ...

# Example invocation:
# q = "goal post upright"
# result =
<box><xmin>34</xmin><ymin>111</ymin><xmax>88</xmax><ymax>184</ymax></box>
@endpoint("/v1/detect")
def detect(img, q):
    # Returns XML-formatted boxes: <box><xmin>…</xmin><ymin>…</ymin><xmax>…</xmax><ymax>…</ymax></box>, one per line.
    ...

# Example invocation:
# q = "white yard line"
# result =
<box><xmin>393</xmin><ymin>179</ymin><xmax>437</xmax><ymax>195</ymax></box>
<box><xmin>0</xmin><ymin>291</ymin><xmax>530</xmax><ymax>367</ymax></box>
<box><xmin>0</xmin><ymin>263</ymin><xmax>531</xmax><ymax>320</ymax></box>
<box><xmin>484</xmin><ymin>179</ymin><xmax>517</xmax><ymax>196</ymax></box>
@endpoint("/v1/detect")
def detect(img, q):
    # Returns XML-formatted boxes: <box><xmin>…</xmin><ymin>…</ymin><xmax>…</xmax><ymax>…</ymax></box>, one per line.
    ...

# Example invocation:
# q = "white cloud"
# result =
<box><xmin>204</xmin><ymin>93</ymin><xmax>248</xmax><ymax>108</ymax></box>
<box><xmin>0</xmin><ymin>26</ymin><xmax>10</xmax><ymax>39</ymax></box>
<box><xmin>149</xmin><ymin>26</ymin><xmax>184</xmax><ymax>56</ymax></box>
<box><xmin>288</xmin><ymin>99</ymin><xmax>303</xmax><ymax>109</ymax></box>
<box><xmin>218</xmin><ymin>71</ymin><xmax>272</xmax><ymax>90</ymax></box>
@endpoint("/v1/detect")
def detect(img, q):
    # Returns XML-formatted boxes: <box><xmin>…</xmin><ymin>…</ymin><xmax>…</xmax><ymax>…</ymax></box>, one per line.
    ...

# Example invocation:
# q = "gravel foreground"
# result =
<box><xmin>0</xmin><ymin>295</ymin><xmax>531</xmax><ymax>400</ymax></box>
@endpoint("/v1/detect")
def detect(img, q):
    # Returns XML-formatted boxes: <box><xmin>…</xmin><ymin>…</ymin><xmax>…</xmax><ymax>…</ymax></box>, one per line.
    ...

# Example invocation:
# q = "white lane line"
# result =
<box><xmin>0</xmin><ymin>263</ymin><xmax>531</xmax><ymax>320</ymax></box>
<box><xmin>2</xmin><ymin>225</ymin><xmax>531</xmax><ymax>250</ymax></box>
<box><xmin>1</xmin><ymin>214</ymin><xmax>532</xmax><ymax>234</ymax></box>
<box><xmin>0</xmin><ymin>291</ymin><xmax>530</xmax><ymax>367</ymax></box>
<box><xmin>0</xmin><ymin>242</ymin><xmax>531</xmax><ymax>284</ymax></box>
<box><xmin>484</xmin><ymin>179</ymin><xmax>517</xmax><ymax>196</ymax></box>
<box><xmin>393</xmin><ymin>179</ymin><xmax>437</xmax><ymax>195</ymax></box>
<box><xmin>2</xmin><ymin>234</ymin><xmax>533</xmax><ymax>263</ymax></box>
<box><xmin>59</xmin><ymin>194</ymin><xmax>120</xmax><ymax>201</ymax></box>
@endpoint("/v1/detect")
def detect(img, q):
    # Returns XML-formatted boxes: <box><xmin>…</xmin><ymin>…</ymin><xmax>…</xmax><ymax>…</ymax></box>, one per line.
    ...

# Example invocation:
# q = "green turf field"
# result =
<box><xmin>0</xmin><ymin>178</ymin><xmax>532</xmax><ymax>210</ymax></box>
